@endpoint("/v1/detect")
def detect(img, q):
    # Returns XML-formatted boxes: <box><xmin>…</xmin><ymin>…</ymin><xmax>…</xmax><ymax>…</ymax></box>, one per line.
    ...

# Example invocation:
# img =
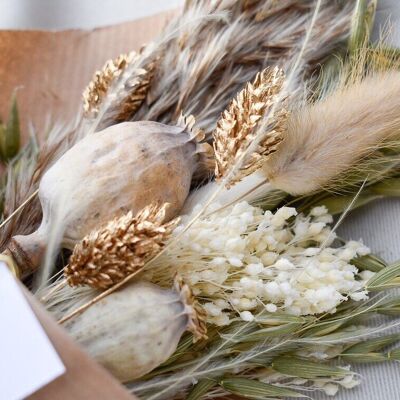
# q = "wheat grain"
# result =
<box><xmin>213</xmin><ymin>66</ymin><xmax>288</xmax><ymax>187</ymax></box>
<box><xmin>65</xmin><ymin>203</ymin><xmax>179</xmax><ymax>289</ymax></box>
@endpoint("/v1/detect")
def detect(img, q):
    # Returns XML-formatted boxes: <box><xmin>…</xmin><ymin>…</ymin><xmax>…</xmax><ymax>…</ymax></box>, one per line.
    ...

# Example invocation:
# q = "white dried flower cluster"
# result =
<box><xmin>156</xmin><ymin>202</ymin><xmax>372</xmax><ymax>326</ymax></box>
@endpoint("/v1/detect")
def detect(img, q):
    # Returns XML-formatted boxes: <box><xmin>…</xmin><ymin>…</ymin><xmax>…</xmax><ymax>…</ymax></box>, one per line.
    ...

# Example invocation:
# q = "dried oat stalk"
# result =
<box><xmin>83</xmin><ymin>52</ymin><xmax>136</xmax><ymax>117</ymax></box>
<box><xmin>64</xmin><ymin>203</ymin><xmax>179</xmax><ymax>289</ymax></box>
<box><xmin>213</xmin><ymin>66</ymin><xmax>288</xmax><ymax>187</ymax></box>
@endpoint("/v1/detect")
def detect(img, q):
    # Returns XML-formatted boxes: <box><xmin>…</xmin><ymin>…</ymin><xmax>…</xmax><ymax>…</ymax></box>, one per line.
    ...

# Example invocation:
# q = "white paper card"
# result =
<box><xmin>0</xmin><ymin>262</ymin><xmax>65</xmax><ymax>400</ymax></box>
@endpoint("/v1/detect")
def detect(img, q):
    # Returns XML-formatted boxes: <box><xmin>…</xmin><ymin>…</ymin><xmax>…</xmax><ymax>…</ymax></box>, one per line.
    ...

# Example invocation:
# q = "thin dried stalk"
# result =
<box><xmin>64</xmin><ymin>203</ymin><xmax>179</xmax><ymax>289</ymax></box>
<box><xmin>213</xmin><ymin>66</ymin><xmax>288</xmax><ymax>187</ymax></box>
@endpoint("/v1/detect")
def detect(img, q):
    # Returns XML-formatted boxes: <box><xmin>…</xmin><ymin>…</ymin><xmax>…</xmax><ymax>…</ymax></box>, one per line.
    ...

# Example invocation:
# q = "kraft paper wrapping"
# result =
<box><xmin>0</xmin><ymin>10</ymin><xmax>177</xmax><ymax>137</ymax></box>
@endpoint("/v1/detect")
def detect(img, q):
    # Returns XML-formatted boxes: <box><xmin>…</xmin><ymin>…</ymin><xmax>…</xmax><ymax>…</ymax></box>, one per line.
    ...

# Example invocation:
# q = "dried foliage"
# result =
<box><xmin>0</xmin><ymin>0</ymin><xmax>356</xmax><ymax>252</ymax></box>
<box><xmin>64</xmin><ymin>204</ymin><xmax>179</xmax><ymax>289</ymax></box>
<box><xmin>213</xmin><ymin>66</ymin><xmax>288</xmax><ymax>186</ymax></box>
<box><xmin>112</xmin><ymin>57</ymin><xmax>157</xmax><ymax>123</ymax></box>
<box><xmin>128</xmin><ymin>0</ymin><xmax>354</xmax><ymax>136</ymax></box>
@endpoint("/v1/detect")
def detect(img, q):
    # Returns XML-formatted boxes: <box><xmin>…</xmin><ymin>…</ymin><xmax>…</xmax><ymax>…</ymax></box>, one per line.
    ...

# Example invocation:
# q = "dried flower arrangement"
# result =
<box><xmin>4</xmin><ymin>0</ymin><xmax>400</xmax><ymax>399</ymax></box>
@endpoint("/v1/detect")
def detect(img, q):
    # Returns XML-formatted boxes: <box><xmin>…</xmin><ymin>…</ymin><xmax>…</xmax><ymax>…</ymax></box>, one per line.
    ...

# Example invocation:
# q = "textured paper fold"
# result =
<box><xmin>0</xmin><ymin>10</ymin><xmax>177</xmax><ymax>138</ymax></box>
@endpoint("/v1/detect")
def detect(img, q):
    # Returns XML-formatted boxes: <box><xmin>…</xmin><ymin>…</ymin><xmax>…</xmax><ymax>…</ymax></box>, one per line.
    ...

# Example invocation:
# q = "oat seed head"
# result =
<box><xmin>64</xmin><ymin>203</ymin><xmax>179</xmax><ymax>289</ymax></box>
<box><xmin>212</xmin><ymin>66</ymin><xmax>288</xmax><ymax>187</ymax></box>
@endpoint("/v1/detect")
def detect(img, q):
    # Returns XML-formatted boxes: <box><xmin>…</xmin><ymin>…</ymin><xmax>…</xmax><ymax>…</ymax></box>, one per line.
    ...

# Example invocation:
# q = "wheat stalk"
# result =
<box><xmin>213</xmin><ymin>66</ymin><xmax>288</xmax><ymax>187</ymax></box>
<box><xmin>82</xmin><ymin>52</ymin><xmax>136</xmax><ymax>118</ymax></box>
<box><xmin>64</xmin><ymin>203</ymin><xmax>179</xmax><ymax>289</ymax></box>
<box><xmin>82</xmin><ymin>50</ymin><xmax>157</xmax><ymax>126</ymax></box>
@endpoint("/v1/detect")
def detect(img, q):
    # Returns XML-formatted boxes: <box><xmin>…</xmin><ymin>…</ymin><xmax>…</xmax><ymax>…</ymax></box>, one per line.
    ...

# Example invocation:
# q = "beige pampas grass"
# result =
<box><xmin>213</xmin><ymin>66</ymin><xmax>288</xmax><ymax>187</ymax></box>
<box><xmin>262</xmin><ymin>69</ymin><xmax>400</xmax><ymax>195</ymax></box>
<box><xmin>65</xmin><ymin>203</ymin><xmax>179</xmax><ymax>289</ymax></box>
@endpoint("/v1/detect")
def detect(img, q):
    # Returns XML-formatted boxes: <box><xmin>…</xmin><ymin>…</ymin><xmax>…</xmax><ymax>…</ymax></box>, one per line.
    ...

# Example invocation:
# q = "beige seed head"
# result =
<box><xmin>65</xmin><ymin>203</ymin><xmax>179</xmax><ymax>289</ymax></box>
<box><xmin>212</xmin><ymin>66</ymin><xmax>288</xmax><ymax>187</ymax></box>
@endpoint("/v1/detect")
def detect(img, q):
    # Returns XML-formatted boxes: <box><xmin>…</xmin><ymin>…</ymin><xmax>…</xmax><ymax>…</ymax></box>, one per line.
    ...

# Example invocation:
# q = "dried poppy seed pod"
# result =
<box><xmin>7</xmin><ymin>120</ymin><xmax>210</xmax><ymax>278</ymax></box>
<box><xmin>65</xmin><ymin>280</ymin><xmax>206</xmax><ymax>382</ymax></box>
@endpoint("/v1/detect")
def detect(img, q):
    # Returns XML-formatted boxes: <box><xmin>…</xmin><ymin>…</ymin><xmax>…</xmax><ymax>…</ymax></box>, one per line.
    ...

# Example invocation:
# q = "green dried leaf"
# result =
<box><xmin>309</xmin><ymin>194</ymin><xmax>380</xmax><ymax>216</ymax></box>
<box><xmin>4</xmin><ymin>93</ymin><xmax>21</xmax><ymax>160</ymax></box>
<box><xmin>303</xmin><ymin>320</ymin><xmax>345</xmax><ymax>337</ymax></box>
<box><xmin>343</xmin><ymin>334</ymin><xmax>400</xmax><ymax>354</ymax></box>
<box><xmin>340</xmin><ymin>352</ymin><xmax>388</xmax><ymax>363</ymax></box>
<box><xmin>387</xmin><ymin>348</ymin><xmax>400</xmax><ymax>360</ymax></box>
<box><xmin>272</xmin><ymin>356</ymin><xmax>348</xmax><ymax>379</ymax></box>
<box><xmin>341</xmin><ymin>334</ymin><xmax>400</xmax><ymax>363</ymax></box>
<box><xmin>370</xmin><ymin>178</ymin><xmax>400</xmax><ymax>197</ymax></box>
<box><xmin>255</xmin><ymin>314</ymin><xmax>311</xmax><ymax>326</ymax></box>
<box><xmin>219</xmin><ymin>377</ymin><xmax>305</xmax><ymax>399</ymax></box>
<box><xmin>366</xmin><ymin>261</ymin><xmax>400</xmax><ymax>290</ymax></box>
<box><xmin>228</xmin><ymin>323</ymin><xmax>302</xmax><ymax>342</ymax></box>
<box><xmin>376</xmin><ymin>296</ymin><xmax>400</xmax><ymax>316</ymax></box>
<box><xmin>351</xmin><ymin>254</ymin><xmax>387</xmax><ymax>272</ymax></box>
<box><xmin>187</xmin><ymin>379</ymin><xmax>216</xmax><ymax>400</ymax></box>
<box><xmin>349</xmin><ymin>0</ymin><xmax>372</xmax><ymax>54</ymax></box>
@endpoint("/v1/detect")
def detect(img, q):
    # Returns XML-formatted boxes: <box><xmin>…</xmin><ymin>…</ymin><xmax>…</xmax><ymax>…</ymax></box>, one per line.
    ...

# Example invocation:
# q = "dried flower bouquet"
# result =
<box><xmin>3</xmin><ymin>0</ymin><xmax>400</xmax><ymax>399</ymax></box>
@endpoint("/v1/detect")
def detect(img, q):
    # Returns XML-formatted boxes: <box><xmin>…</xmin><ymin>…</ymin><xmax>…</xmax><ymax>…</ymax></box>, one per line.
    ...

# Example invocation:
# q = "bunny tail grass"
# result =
<box><xmin>262</xmin><ymin>69</ymin><xmax>400</xmax><ymax>195</ymax></box>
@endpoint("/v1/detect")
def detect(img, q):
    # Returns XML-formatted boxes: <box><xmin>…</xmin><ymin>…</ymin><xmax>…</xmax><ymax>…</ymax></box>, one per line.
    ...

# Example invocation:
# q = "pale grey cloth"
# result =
<box><xmin>315</xmin><ymin>2</ymin><xmax>400</xmax><ymax>398</ymax></box>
